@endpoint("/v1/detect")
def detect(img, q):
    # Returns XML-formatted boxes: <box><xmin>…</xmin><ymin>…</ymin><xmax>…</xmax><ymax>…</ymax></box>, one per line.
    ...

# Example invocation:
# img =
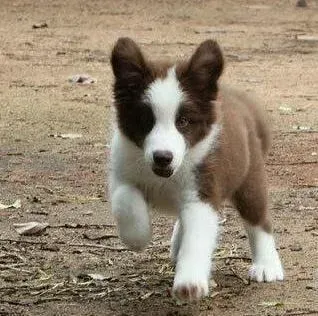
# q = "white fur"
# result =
<box><xmin>173</xmin><ymin>202</ymin><xmax>219</xmax><ymax>301</ymax></box>
<box><xmin>170</xmin><ymin>220</ymin><xmax>182</xmax><ymax>263</ymax></box>
<box><xmin>112</xmin><ymin>185</ymin><xmax>151</xmax><ymax>251</ymax></box>
<box><xmin>245</xmin><ymin>224</ymin><xmax>284</xmax><ymax>282</ymax></box>
<box><xmin>189</xmin><ymin>123</ymin><xmax>221</xmax><ymax>165</ymax></box>
<box><xmin>143</xmin><ymin>67</ymin><xmax>186</xmax><ymax>174</ymax></box>
<box><xmin>145</xmin><ymin>67</ymin><xmax>184</xmax><ymax>116</ymax></box>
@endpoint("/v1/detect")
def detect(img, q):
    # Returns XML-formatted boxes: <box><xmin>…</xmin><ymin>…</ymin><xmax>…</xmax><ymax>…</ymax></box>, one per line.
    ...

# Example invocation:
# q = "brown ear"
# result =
<box><xmin>182</xmin><ymin>40</ymin><xmax>224</xmax><ymax>100</ymax></box>
<box><xmin>111</xmin><ymin>38</ymin><xmax>150</xmax><ymax>93</ymax></box>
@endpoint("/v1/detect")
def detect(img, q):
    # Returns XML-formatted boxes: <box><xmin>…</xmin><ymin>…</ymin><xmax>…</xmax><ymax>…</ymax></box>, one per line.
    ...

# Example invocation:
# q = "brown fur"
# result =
<box><xmin>111</xmin><ymin>38</ymin><xmax>173</xmax><ymax>147</ymax></box>
<box><xmin>174</xmin><ymin>41</ymin><xmax>223</xmax><ymax>147</ymax></box>
<box><xmin>196</xmin><ymin>86</ymin><xmax>272</xmax><ymax>232</ymax></box>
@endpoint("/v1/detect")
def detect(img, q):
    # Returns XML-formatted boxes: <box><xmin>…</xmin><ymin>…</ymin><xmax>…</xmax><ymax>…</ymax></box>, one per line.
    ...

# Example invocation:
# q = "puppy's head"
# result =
<box><xmin>111</xmin><ymin>38</ymin><xmax>223</xmax><ymax>178</ymax></box>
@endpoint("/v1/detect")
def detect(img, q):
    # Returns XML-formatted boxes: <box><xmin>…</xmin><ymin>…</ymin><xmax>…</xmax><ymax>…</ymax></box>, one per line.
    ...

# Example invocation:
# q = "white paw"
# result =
<box><xmin>115</xmin><ymin>213</ymin><xmax>151</xmax><ymax>251</ymax></box>
<box><xmin>249</xmin><ymin>257</ymin><xmax>284</xmax><ymax>282</ymax></box>
<box><xmin>120</xmin><ymin>232</ymin><xmax>151</xmax><ymax>252</ymax></box>
<box><xmin>172</xmin><ymin>274</ymin><xmax>209</xmax><ymax>302</ymax></box>
<box><xmin>112</xmin><ymin>185</ymin><xmax>151</xmax><ymax>252</ymax></box>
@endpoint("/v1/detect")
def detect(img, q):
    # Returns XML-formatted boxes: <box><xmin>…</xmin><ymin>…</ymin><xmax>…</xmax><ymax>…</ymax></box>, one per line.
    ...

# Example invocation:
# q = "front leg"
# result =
<box><xmin>111</xmin><ymin>184</ymin><xmax>152</xmax><ymax>251</ymax></box>
<box><xmin>173</xmin><ymin>201</ymin><xmax>219</xmax><ymax>301</ymax></box>
<box><xmin>170</xmin><ymin>220</ymin><xmax>182</xmax><ymax>263</ymax></box>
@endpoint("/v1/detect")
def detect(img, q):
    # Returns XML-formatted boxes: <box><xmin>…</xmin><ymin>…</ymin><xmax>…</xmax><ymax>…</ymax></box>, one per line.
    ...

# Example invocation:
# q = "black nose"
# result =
<box><xmin>153</xmin><ymin>150</ymin><xmax>173</xmax><ymax>167</ymax></box>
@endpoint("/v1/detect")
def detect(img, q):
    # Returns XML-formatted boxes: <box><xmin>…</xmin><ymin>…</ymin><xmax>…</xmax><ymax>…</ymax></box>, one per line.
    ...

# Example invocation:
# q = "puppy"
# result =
<box><xmin>109</xmin><ymin>38</ymin><xmax>284</xmax><ymax>301</ymax></box>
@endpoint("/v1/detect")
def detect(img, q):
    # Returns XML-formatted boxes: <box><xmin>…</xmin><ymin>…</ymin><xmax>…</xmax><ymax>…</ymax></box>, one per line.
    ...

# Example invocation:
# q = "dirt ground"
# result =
<box><xmin>0</xmin><ymin>0</ymin><xmax>317</xmax><ymax>315</ymax></box>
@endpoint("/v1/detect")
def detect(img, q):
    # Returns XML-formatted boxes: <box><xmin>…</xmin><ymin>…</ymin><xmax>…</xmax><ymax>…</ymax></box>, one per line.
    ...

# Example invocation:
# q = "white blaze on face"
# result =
<box><xmin>144</xmin><ymin>67</ymin><xmax>186</xmax><ymax>174</ymax></box>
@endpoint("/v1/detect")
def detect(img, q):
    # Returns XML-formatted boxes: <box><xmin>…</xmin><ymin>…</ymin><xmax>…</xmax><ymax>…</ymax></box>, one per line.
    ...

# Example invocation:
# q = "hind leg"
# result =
<box><xmin>244</xmin><ymin>223</ymin><xmax>284</xmax><ymax>282</ymax></box>
<box><xmin>234</xmin><ymin>161</ymin><xmax>284</xmax><ymax>282</ymax></box>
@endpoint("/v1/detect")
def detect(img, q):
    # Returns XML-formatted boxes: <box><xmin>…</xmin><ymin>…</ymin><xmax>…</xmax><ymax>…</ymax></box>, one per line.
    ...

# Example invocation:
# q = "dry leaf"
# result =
<box><xmin>76</xmin><ymin>272</ymin><xmax>111</xmax><ymax>282</ymax></box>
<box><xmin>14</xmin><ymin>221</ymin><xmax>49</xmax><ymax>235</ymax></box>
<box><xmin>279</xmin><ymin>105</ymin><xmax>294</xmax><ymax>114</ymax></box>
<box><xmin>60</xmin><ymin>133</ymin><xmax>83</xmax><ymax>139</ymax></box>
<box><xmin>140</xmin><ymin>291</ymin><xmax>154</xmax><ymax>300</ymax></box>
<box><xmin>87</xmin><ymin>273</ymin><xmax>109</xmax><ymax>281</ymax></box>
<box><xmin>50</xmin><ymin>133</ymin><xmax>83</xmax><ymax>139</ymax></box>
<box><xmin>0</xmin><ymin>199</ymin><xmax>21</xmax><ymax>210</ymax></box>
<box><xmin>32</xmin><ymin>22</ymin><xmax>48</xmax><ymax>29</ymax></box>
<box><xmin>296</xmin><ymin>35</ymin><xmax>318</xmax><ymax>42</ymax></box>
<box><xmin>292</xmin><ymin>125</ymin><xmax>313</xmax><ymax>131</ymax></box>
<box><xmin>69</xmin><ymin>74</ymin><xmax>96</xmax><ymax>84</ymax></box>
<box><xmin>258</xmin><ymin>301</ymin><xmax>284</xmax><ymax>307</ymax></box>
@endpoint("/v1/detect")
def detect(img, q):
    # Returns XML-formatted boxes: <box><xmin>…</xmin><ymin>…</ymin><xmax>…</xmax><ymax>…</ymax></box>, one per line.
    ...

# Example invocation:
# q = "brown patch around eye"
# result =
<box><xmin>176</xmin><ymin>100</ymin><xmax>216</xmax><ymax>147</ymax></box>
<box><xmin>176</xmin><ymin>116</ymin><xmax>189</xmax><ymax>129</ymax></box>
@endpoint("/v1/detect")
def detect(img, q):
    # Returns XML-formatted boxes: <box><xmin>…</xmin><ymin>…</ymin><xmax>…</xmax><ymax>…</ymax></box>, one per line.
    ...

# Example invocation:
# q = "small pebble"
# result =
<box><xmin>290</xmin><ymin>244</ymin><xmax>303</xmax><ymax>251</ymax></box>
<box><xmin>72</xmin><ymin>249</ymin><xmax>83</xmax><ymax>254</ymax></box>
<box><xmin>296</xmin><ymin>0</ymin><xmax>307</xmax><ymax>7</ymax></box>
<box><xmin>32</xmin><ymin>22</ymin><xmax>48</xmax><ymax>29</ymax></box>
<box><xmin>41</xmin><ymin>244</ymin><xmax>60</xmax><ymax>252</ymax></box>
<box><xmin>69</xmin><ymin>74</ymin><xmax>96</xmax><ymax>84</ymax></box>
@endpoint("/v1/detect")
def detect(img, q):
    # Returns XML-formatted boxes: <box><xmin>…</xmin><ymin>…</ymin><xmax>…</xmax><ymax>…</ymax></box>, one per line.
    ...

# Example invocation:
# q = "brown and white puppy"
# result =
<box><xmin>109</xmin><ymin>38</ymin><xmax>284</xmax><ymax>302</ymax></box>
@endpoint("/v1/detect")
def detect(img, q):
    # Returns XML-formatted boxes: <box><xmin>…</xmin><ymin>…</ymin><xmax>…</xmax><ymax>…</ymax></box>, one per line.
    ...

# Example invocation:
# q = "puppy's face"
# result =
<box><xmin>111</xmin><ymin>38</ymin><xmax>223</xmax><ymax>178</ymax></box>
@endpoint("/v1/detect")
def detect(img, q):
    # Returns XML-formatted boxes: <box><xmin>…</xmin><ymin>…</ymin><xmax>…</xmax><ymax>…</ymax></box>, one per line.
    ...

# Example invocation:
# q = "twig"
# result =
<box><xmin>83</xmin><ymin>233</ymin><xmax>118</xmax><ymax>240</ymax></box>
<box><xmin>0</xmin><ymin>265</ymin><xmax>33</xmax><ymax>274</ymax></box>
<box><xmin>1</xmin><ymin>238</ymin><xmax>47</xmax><ymax>246</ymax></box>
<box><xmin>32</xmin><ymin>296</ymin><xmax>72</xmax><ymax>305</ymax></box>
<box><xmin>297</xmin><ymin>184</ymin><xmax>318</xmax><ymax>188</ymax></box>
<box><xmin>38</xmin><ymin>282</ymin><xmax>64</xmax><ymax>296</ymax></box>
<box><xmin>280</xmin><ymin>130</ymin><xmax>318</xmax><ymax>135</ymax></box>
<box><xmin>217</xmin><ymin>255</ymin><xmax>251</xmax><ymax>261</ymax></box>
<box><xmin>0</xmin><ymin>299</ymin><xmax>30</xmax><ymax>306</ymax></box>
<box><xmin>229</xmin><ymin>267</ymin><xmax>250</xmax><ymax>285</ymax></box>
<box><xmin>0</xmin><ymin>238</ymin><xmax>126</xmax><ymax>251</ymax></box>
<box><xmin>267</xmin><ymin>161</ymin><xmax>317</xmax><ymax>166</ymax></box>
<box><xmin>0</xmin><ymin>263</ymin><xmax>26</xmax><ymax>268</ymax></box>
<box><xmin>0</xmin><ymin>252</ymin><xmax>26</xmax><ymax>263</ymax></box>
<box><xmin>35</xmin><ymin>185</ymin><xmax>54</xmax><ymax>194</ymax></box>
<box><xmin>68</xmin><ymin>242</ymin><xmax>127</xmax><ymax>252</ymax></box>
<box><xmin>285</xmin><ymin>311</ymin><xmax>318</xmax><ymax>316</ymax></box>
<box><xmin>49</xmin><ymin>223</ymin><xmax>115</xmax><ymax>229</ymax></box>
<box><xmin>0</xmin><ymin>284</ymin><xmax>49</xmax><ymax>292</ymax></box>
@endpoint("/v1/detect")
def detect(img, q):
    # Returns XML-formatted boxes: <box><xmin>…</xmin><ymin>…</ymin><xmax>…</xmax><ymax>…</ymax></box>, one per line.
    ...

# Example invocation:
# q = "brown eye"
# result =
<box><xmin>176</xmin><ymin>116</ymin><xmax>189</xmax><ymax>128</ymax></box>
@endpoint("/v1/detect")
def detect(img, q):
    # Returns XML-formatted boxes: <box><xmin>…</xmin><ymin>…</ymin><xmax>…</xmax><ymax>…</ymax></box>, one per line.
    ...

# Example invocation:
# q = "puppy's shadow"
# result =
<box><xmin>105</xmin><ymin>252</ymin><xmax>203</xmax><ymax>316</ymax></box>
<box><xmin>104</xmin><ymin>251</ymin><xmax>250</xmax><ymax>316</ymax></box>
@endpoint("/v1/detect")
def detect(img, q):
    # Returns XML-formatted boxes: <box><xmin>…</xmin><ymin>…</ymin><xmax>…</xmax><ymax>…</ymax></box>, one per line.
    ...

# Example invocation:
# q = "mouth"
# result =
<box><xmin>152</xmin><ymin>166</ymin><xmax>173</xmax><ymax>178</ymax></box>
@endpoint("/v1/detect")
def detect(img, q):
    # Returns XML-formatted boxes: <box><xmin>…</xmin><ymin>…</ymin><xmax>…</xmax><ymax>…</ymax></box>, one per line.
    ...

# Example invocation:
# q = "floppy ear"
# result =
<box><xmin>111</xmin><ymin>37</ymin><xmax>151</xmax><ymax>98</ymax></box>
<box><xmin>183</xmin><ymin>40</ymin><xmax>224</xmax><ymax>100</ymax></box>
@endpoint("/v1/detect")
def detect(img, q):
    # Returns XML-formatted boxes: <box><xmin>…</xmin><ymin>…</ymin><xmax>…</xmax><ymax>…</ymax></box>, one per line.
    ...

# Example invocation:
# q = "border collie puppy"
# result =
<box><xmin>109</xmin><ymin>38</ymin><xmax>284</xmax><ymax>301</ymax></box>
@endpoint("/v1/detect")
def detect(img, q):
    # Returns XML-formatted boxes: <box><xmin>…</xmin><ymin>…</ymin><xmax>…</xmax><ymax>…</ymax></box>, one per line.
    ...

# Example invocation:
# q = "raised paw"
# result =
<box><xmin>249</xmin><ymin>259</ymin><xmax>284</xmax><ymax>282</ymax></box>
<box><xmin>111</xmin><ymin>185</ymin><xmax>152</xmax><ymax>252</ymax></box>
<box><xmin>172</xmin><ymin>279</ymin><xmax>208</xmax><ymax>302</ymax></box>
